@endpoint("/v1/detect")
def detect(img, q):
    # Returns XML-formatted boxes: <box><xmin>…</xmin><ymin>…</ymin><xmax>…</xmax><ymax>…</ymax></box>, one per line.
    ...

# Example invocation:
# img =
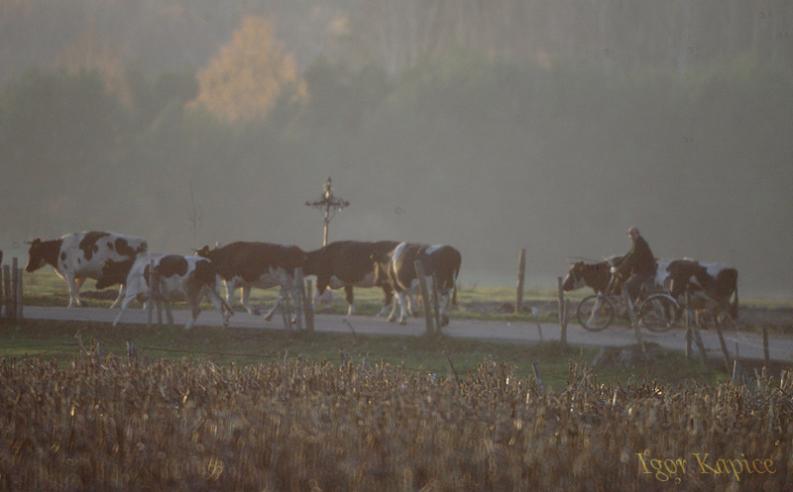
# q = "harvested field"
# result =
<box><xmin>1</xmin><ymin>356</ymin><xmax>791</xmax><ymax>490</ymax></box>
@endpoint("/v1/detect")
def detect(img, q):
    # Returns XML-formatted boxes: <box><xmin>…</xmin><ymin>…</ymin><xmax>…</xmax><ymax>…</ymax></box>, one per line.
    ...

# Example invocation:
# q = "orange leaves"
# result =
<box><xmin>190</xmin><ymin>16</ymin><xmax>307</xmax><ymax>123</ymax></box>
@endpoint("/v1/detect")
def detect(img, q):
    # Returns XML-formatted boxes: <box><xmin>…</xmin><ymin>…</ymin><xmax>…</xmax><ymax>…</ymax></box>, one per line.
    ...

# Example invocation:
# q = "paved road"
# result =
<box><xmin>20</xmin><ymin>305</ymin><xmax>793</xmax><ymax>363</ymax></box>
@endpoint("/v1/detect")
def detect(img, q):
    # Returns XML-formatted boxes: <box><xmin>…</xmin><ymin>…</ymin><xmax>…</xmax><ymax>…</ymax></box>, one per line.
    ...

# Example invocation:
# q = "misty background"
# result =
<box><xmin>0</xmin><ymin>0</ymin><xmax>791</xmax><ymax>297</ymax></box>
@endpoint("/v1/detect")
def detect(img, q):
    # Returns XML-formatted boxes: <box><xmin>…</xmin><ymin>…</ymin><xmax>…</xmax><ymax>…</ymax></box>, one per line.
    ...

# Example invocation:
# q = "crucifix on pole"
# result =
<box><xmin>305</xmin><ymin>177</ymin><xmax>350</xmax><ymax>246</ymax></box>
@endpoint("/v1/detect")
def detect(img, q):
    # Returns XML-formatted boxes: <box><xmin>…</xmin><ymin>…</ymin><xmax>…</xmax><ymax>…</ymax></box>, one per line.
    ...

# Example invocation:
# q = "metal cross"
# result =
<box><xmin>305</xmin><ymin>177</ymin><xmax>350</xmax><ymax>246</ymax></box>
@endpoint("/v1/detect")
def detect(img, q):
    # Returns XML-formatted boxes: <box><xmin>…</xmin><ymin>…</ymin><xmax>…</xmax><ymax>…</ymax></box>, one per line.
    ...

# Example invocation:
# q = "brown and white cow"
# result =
<box><xmin>304</xmin><ymin>240</ymin><xmax>399</xmax><ymax>317</ymax></box>
<box><xmin>195</xmin><ymin>241</ymin><xmax>306</xmax><ymax>319</ymax></box>
<box><xmin>371</xmin><ymin>242</ymin><xmax>461</xmax><ymax>326</ymax></box>
<box><xmin>665</xmin><ymin>259</ymin><xmax>739</xmax><ymax>319</ymax></box>
<box><xmin>25</xmin><ymin>231</ymin><xmax>147</xmax><ymax>308</ymax></box>
<box><xmin>97</xmin><ymin>253</ymin><xmax>232</xmax><ymax>329</ymax></box>
<box><xmin>562</xmin><ymin>256</ymin><xmax>671</xmax><ymax>295</ymax></box>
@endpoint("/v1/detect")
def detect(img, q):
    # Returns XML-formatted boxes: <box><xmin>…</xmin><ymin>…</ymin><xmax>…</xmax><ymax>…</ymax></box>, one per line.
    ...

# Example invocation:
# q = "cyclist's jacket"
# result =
<box><xmin>618</xmin><ymin>235</ymin><xmax>657</xmax><ymax>277</ymax></box>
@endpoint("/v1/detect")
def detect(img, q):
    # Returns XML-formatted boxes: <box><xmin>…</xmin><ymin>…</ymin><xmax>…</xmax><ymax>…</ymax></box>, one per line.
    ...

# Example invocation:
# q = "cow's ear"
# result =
<box><xmin>28</xmin><ymin>238</ymin><xmax>41</xmax><ymax>246</ymax></box>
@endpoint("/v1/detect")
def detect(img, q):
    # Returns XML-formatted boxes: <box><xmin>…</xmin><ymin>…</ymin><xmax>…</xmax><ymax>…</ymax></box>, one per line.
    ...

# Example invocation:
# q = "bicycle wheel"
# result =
<box><xmin>638</xmin><ymin>294</ymin><xmax>680</xmax><ymax>332</ymax></box>
<box><xmin>576</xmin><ymin>295</ymin><xmax>616</xmax><ymax>332</ymax></box>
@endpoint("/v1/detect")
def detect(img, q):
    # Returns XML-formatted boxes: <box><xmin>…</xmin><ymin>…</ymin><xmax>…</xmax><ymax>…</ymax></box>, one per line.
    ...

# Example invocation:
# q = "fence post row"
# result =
<box><xmin>414</xmin><ymin>260</ymin><xmax>435</xmax><ymax>336</ymax></box>
<box><xmin>515</xmin><ymin>248</ymin><xmax>526</xmax><ymax>314</ymax></box>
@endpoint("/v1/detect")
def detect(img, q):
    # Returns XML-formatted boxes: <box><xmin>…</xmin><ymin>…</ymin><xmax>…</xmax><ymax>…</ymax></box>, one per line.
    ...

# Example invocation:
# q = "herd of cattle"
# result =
<box><xmin>15</xmin><ymin>230</ymin><xmax>737</xmax><ymax>330</ymax></box>
<box><xmin>22</xmin><ymin>231</ymin><xmax>462</xmax><ymax>329</ymax></box>
<box><xmin>562</xmin><ymin>256</ymin><xmax>739</xmax><ymax>322</ymax></box>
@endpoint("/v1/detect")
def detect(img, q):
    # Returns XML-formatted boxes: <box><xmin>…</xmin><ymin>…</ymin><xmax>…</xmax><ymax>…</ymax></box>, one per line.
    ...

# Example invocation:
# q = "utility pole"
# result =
<box><xmin>305</xmin><ymin>177</ymin><xmax>350</xmax><ymax>246</ymax></box>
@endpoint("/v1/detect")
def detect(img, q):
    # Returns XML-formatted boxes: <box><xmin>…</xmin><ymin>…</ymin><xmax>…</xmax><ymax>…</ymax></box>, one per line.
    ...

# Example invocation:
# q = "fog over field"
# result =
<box><xmin>0</xmin><ymin>1</ymin><xmax>791</xmax><ymax>297</ymax></box>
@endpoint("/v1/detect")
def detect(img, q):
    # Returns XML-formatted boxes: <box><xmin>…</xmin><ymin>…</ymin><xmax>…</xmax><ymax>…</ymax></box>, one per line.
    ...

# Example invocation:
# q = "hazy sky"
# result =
<box><xmin>1</xmin><ymin>0</ymin><xmax>791</xmax><ymax>298</ymax></box>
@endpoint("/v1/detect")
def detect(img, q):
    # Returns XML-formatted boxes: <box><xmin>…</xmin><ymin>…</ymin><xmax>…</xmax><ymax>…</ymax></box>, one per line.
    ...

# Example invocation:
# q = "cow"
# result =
<box><xmin>371</xmin><ymin>242</ymin><xmax>461</xmax><ymax>326</ymax></box>
<box><xmin>665</xmin><ymin>259</ymin><xmax>739</xmax><ymax>320</ymax></box>
<box><xmin>25</xmin><ymin>231</ymin><xmax>147</xmax><ymax>308</ymax></box>
<box><xmin>304</xmin><ymin>240</ymin><xmax>401</xmax><ymax>317</ymax></box>
<box><xmin>195</xmin><ymin>241</ymin><xmax>306</xmax><ymax>319</ymax></box>
<box><xmin>97</xmin><ymin>253</ymin><xmax>232</xmax><ymax>329</ymax></box>
<box><xmin>562</xmin><ymin>256</ymin><xmax>671</xmax><ymax>296</ymax></box>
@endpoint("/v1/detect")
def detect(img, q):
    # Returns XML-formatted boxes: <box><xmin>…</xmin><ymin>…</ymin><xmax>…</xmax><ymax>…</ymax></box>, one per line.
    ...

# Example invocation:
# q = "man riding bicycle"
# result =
<box><xmin>612</xmin><ymin>226</ymin><xmax>657</xmax><ymax>305</ymax></box>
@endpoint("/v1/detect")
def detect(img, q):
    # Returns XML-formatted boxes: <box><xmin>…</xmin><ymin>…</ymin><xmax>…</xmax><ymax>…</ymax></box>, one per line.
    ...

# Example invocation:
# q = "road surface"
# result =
<box><xmin>18</xmin><ymin>305</ymin><xmax>793</xmax><ymax>363</ymax></box>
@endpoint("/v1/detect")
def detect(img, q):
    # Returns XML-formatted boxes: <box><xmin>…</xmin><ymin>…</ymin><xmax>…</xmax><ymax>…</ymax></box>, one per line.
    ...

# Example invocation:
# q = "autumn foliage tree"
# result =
<box><xmin>190</xmin><ymin>16</ymin><xmax>307</xmax><ymax>123</ymax></box>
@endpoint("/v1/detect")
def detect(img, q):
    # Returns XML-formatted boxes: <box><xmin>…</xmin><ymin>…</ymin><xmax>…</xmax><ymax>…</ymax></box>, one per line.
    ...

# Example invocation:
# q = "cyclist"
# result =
<box><xmin>612</xmin><ymin>226</ymin><xmax>657</xmax><ymax>305</ymax></box>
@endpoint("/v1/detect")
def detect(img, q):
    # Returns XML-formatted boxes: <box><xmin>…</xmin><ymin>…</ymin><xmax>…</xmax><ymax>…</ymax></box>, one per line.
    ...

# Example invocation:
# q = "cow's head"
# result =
<box><xmin>666</xmin><ymin>260</ymin><xmax>707</xmax><ymax>297</ymax></box>
<box><xmin>562</xmin><ymin>262</ymin><xmax>586</xmax><ymax>291</ymax></box>
<box><xmin>25</xmin><ymin>238</ymin><xmax>57</xmax><ymax>272</ymax></box>
<box><xmin>96</xmin><ymin>258</ymin><xmax>135</xmax><ymax>289</ymax></box>
<box><xmin>195</xmin><ymin>245</ymin><xmax>212</xmax><ymax>258</ymax></box>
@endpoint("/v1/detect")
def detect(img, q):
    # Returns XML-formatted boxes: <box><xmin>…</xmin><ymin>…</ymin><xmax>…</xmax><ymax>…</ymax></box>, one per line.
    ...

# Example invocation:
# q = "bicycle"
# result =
<box><xmin>576</xmin><ymin>274</ymin><xmax>681</xmax><ymax>332</ymax></box>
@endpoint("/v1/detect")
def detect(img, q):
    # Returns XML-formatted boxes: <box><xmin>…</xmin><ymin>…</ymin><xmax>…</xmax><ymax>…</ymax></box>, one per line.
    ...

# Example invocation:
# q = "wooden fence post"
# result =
<box><xmin>531</xmin><ymin>361</ymin><xmax>545</xmax><ymax>394</ymax></box>
<box><xmin>154</xmin><ymin>270</ymin><xmax>163</xmax><ymax>326</ymax></box>
<box><xmin>557</xmin><ymin>277</ymin><xmax>567</xmax><ymax>347</ymax></box>
<box><xmin>731</xmin><ymin>359</ymin><xmax>742</xmax><ymax>384</ymax></box>
<box><xmin>415</xmin><ymin>260</ymin><xmax>435</xmax><ymax>336</ymax></box>
<box><xmin>0</xmin><ymin>264</ymin><xmax>4</xmax><ymax>320</ymax></box>
<box><xmin>690</xmin><ymin>319</ymin><xmax>708</xmax><ymax>365</ymax></box>
<box><xmin>280</xmin><ymin>283</ymin><xmax>293</xmax><ymax>331</ymax></box>
<box><xmin>293</xmin><ymin>268</ymin><xmax>305</xmax><ymax>331</ymax></box>
<box><xmin>515</xmin><ymin>248</ymin><xmax>526</xmax><ymax>314</ymax></box>
<box><xmin>10</xmin><ymin>258</ymin><xmax>18</xmax><ymax>322</ymax></box>
<box><xmin>2</xmin><ymin>265</ymin><xmax>10</xmax><ymax>320</ymax></box>
<box><xmin>713</xmin><ymin>321</ymin><xmax>732</xmax><ymax>372</ymax></box>
<box><xmin>762</xmin><ymin>327</ymin><xmax>770</xmax><ymax>366</ymax></box>
<box><xmin>0</xmin><ymin>264</ymin><xmax>4</xmax><ymax>319</ymax></box>
<box><xmin>147</xmin><ymin>259</ymin><xmax>155</xmax><ymax>327</ymax></box>
<box><xmin>16</xmin><ymin>262</ymin><xmax>23</xmax><ymax>320</ymax></box>
<box><xmin>163</xmin><ymin>299</ymin><xmax>174</xmax><ymax>325</ymax></box>
<box><xmin>304</xmin><ymin>277</ymin><xmax>315</xmax><ymax>334</ymax></box>
<box><xmin>684</xmin><ymin>293</ymin><xmax>692</xmax><ymax>359</ymax></box>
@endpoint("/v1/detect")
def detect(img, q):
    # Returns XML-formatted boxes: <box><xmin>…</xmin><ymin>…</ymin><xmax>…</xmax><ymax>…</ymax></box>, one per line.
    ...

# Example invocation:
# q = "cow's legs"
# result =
<box><xmin>344</xmin><ymin>285</ymin><xmax>354</xmax><ymax>317</ymax></box>
<box><xmin>395</xmin><ymin>291</ymin><xmax>409</xmax><ymax>325</ymax></box>
<box><xmin>204</xmin><ymin>286</ymin><xmax>232</xmax><ymax>327</ymax></box>
<box><xmin>240</xmin><ymin>285</ymin><xmax>261</xmax><ymax>315</ymax></box>
<box><xmin>65</xmin><ymin>274</ymin><xmax>82</xmax><ymax>308</ymax></box>
<box><xmin>109</xmin><ymin>284</ymin><xmax>126</xmax><ymax>309</ymax></box>
<box><xmin>224</xmin><ymin>278</ymin><xmax>238</xmax><ymax>307</ymax></box>
<box><xmin>377</xmin><ymin>286</ymin><xmax>394</xmax><ymax>317</ymax></box>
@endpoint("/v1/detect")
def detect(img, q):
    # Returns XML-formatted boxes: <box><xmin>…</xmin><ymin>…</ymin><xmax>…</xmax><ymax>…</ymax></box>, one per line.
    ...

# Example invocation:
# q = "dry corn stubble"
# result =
<box><xmin>0</xmin><ymin>356</ymin><xmax>790</xmax><ymax>491</ymax></box>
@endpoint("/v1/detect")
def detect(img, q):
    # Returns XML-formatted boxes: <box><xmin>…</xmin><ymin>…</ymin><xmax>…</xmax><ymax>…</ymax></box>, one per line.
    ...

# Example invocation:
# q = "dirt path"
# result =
<box><xmin>19</xmin><ymin>306</ymin><xmax>793</xmax><ymax>363</ymax></box>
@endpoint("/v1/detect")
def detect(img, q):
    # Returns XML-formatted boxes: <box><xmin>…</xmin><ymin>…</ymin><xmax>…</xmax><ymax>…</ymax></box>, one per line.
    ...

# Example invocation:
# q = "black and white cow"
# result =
<box><xmin>665</xmin><ymin>259</ymin><xmax>739</xmax><ymax>319</ymax></box>
<box><xmin>371</xmin><ymin>242</ymin><xmax>461</xmax><ymax>326</ymax></box>
<box><xmin>25</xmin><ymin>231</ymin><xmax>147</xmax><ymax>308</ymax></box>
<box><xmin>195</xmin><ymin>241</ymin><xmax>306</xmax><ymax>318</ymax></box>
<box><xmin>97</xmin><ymin>253</ymin><xmax>232</xmax><ymax>329</ymax></box>
<box><xmin>304</xmin><ymin>240</ymin><xmax>399</xmax><ymax>317</ymax></box>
